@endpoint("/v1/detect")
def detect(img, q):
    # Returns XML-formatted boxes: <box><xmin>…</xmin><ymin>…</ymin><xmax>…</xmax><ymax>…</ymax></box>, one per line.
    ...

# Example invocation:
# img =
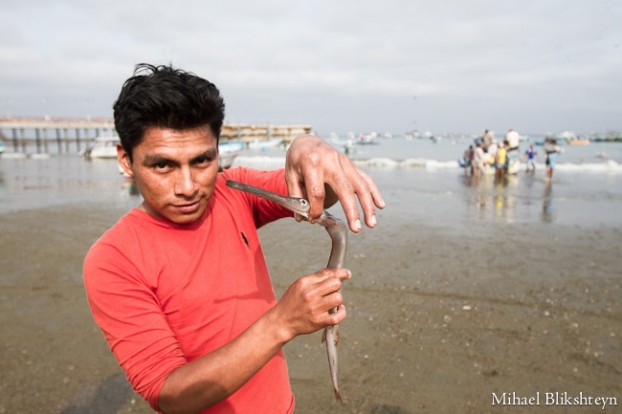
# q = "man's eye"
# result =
<box><xmin>154</xmin><ymin>162</ymin><xmax>170</xmax><ymax>170</ymax></box>
<box><xmin>196</xmin><ymin>155</ymin><xmax>215</xmax><ymax>165</ymax></box>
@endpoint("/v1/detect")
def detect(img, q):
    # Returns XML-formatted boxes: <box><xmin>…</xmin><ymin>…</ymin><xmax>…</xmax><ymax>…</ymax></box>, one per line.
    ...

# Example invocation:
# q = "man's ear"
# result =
<box><xmin>117</xmin><ymin>144</ymin><xmax>133</xmax><ymax>178</ymax></box>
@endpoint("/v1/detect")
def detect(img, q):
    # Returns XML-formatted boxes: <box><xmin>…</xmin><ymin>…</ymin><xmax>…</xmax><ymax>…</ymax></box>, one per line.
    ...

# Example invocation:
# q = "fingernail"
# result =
<box><xmin>379</xmin><ymin>198</ymin><xmax>386</xmax><ymax>208</ymax></box>
<box><xmin>353</xmin><ymin>219</ymin><xmax>362</xmax><ymax>231</ymax></box>
<box><xmin>371</xmin><ymin>214</ymin><xmax>377</xmax><ymax>226</ymax></box>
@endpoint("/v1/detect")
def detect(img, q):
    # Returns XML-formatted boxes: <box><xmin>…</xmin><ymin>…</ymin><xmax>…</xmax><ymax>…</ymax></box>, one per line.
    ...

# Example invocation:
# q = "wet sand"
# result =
<box><xmin>0</xmin><ymin>203</ymin><xmax>620</xmax><ymax>413</ymax></box>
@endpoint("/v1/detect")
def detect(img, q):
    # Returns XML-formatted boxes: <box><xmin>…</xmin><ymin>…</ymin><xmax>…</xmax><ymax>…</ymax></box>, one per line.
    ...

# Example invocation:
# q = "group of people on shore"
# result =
<box><xmin>460</xmin><ymin>129</ymin><xmax>563</xmax><ymax>179</ymax></box>
<box><xmin>460</xmin><ymin>129</ymin><xmax>520</xmax><ymax>178</ymax></box>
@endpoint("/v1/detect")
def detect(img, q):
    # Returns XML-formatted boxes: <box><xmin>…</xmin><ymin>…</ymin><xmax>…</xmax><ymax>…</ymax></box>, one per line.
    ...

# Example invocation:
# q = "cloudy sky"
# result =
<box><xmin>1</xmin><ymin>0</ymin><xmax>620</xmax><ymax>136</ymax></box>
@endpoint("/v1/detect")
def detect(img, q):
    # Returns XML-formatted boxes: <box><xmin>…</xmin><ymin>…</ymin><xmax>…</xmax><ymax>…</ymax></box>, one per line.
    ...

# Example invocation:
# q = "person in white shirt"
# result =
<box><xmin>505</xmin><ymin>128</ymin><xmax>520</xmax><ymax>150</ymax></box>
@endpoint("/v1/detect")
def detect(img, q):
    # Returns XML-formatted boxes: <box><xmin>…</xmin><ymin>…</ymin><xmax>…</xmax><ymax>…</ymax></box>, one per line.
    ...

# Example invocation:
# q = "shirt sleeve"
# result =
<box><xmin>83</xmin><ymin>239</ymin><xmax>186</xmax><ymax>410</ymax></box>
<box><xmin>221</xmin><ymin>167</ymin><xmax>294</xmax><ymax>227</ymax></box>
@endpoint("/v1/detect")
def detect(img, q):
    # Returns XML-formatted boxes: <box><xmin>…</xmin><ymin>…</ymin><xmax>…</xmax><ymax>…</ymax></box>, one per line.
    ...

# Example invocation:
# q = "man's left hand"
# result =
<box><xmin>285</xmin><ymin>135</ymin><xmax>385</xmax><ymax>233</ymax></box>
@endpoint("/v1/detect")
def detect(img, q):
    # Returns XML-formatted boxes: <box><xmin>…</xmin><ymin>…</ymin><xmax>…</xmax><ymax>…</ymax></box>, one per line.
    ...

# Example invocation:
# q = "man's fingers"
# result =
<box><xmin>285</xmin><ymin>168</ymin><xmax>306</xmax><ymax>222</ymax></box>
<box><xmin>284</xmin><ymin>135</ymin><xmax>385</xmax><ymax>231</ymax></box>
<box><xmin>359</xmin><ymin>169</ymin><xmax>385</xmax><ymax>209</ymax></box>
<box><xmin>326</xmin><ymin>166</ymin><xmax>372</xmax><ymax>232</ymax></box>
<box><xmin>286</xmin><ymin>153</ymin><xmax>327</xmax><ymax>222</ymax></box>
<box><xmin>303</xmin><ymin>176</ymin><xmax>326</xmax><ymax>222</ymax></box>
<box><xmin>327</xmin><ymin>304</ymin><xmax>347</xmax><ymax>325</ymax></box>
<box><xmin>285</xmin><ymin>168</ymin><xmax>304</xmax><ymax>199</ymax></box>
<box><xmin>339</xmin><ymin>193</ymin><xmax>363</xmax><ymax>233</ymax></box>
<box><xmin>354</xmin><ymin>169</ymin><xmax>385</xmax><ymax>228</ymax></box>
<box><xmin>312</xmin><ymin>268</ymin><xmax>352</xmax><ymax>285</ymax></box>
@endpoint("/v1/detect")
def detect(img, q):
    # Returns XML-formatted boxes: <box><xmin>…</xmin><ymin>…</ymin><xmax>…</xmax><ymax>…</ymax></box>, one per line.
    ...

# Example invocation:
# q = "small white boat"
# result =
<box><xmin>219</xmin><ymin>140</ymin><xmax>245</xmax><ymax>154</ymax></box>
<box><xmin>83</xmin><ymin>136</ymin><xmax>119</xmax><ymax>159</ymax></box>
<box><xmin>219</xmin><ymin>152</ymin><xmax>239</xmax><ymax>170</ymax></box>
<box><xmin>329</xmin><ymin>135</ymin><xmax>355</xmax><ymax>154</ymax></box>
<box><xmin>248</xmin><ymin>138</ymin><xmax>282</xmax><ymax>150</ymax></box>
<box><xmin>357</xmin><ymin>132</ymin><xmax>378</xmax><ymax>145</ymax></box>
<box><xmin>218</xmin><ymin>140</ymin><xmax>244</xmax><ymax>170</ymax></box>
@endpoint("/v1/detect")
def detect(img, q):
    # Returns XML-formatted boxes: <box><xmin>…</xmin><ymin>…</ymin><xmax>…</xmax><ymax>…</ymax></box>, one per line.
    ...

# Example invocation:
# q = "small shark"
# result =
<box><xmin>227</xmin><ymin>179</ymin><xmax>347</xmax><ymax>402</ymax></box>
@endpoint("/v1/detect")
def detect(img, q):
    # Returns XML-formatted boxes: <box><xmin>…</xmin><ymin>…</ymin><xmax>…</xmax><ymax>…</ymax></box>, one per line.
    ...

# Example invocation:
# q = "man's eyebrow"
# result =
<box><xmin>192</xmin><ymin>148</ymin><xmax>218</xmax><ymax>162</ymax></box>
<box><xmin>142</xmin><ymin>154</ymin><xmax>173</xmax><ymax>166</ymax></box>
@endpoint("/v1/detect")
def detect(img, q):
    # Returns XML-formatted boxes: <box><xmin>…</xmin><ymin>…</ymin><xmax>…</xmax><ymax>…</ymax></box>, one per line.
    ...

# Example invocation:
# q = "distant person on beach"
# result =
<box><xmin>495</xmin><ymin>142</ymin><xmax>507</xmax><ymax>179</ymax></box>
<box><xmin>544</xmin><ymin>138</ymin><xmax>562</xmax><ymax>179</ymax></box>
<box><xmin>487</xmin><ymin>139</ymin><xmax>498</xmax><ymax>163</ymax></box>
<box><xmin>83</xmin><ymin>63</ymin><xmax>384</xmax><ymax>414</ymax></box>
<box><xmin>505</xmin><ymin>128</ymin><xmax>520</xmax><ymax>151</ymax></box>
<box><xmin>503</xmin><ymin>129</ymin><xmax>521</xmax><ymax>174</ymax></box>
<box><xmin>482</xmin><ymin>129</ymin><xmax>493</xmax><ymax>151</ymax></box>
<box><xmin>473</xmin><ymin>142</ymin><xmax>485</xmax><ymax>176</ymax></box>
<box><xmin>461</xmin><ymin>145</ymin><xmax>473</xmax><ymax>175</ymax></box>
<box><xmin>525</xmin><ymin>144</ymin><xmax>537</xmax><ymax>172</ymax></box>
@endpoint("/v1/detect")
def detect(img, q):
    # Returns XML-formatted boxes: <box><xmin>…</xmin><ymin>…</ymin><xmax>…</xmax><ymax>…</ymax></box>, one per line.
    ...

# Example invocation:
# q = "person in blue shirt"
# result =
<box><xmin>525</xmin><ymin>144</ymin><xmax>537</xmax><ymax>172</ymax></box>
<box><xmin>544</xmin><ymin>139</ymin><xmax>562</xmax><ymax>179</ymax></box>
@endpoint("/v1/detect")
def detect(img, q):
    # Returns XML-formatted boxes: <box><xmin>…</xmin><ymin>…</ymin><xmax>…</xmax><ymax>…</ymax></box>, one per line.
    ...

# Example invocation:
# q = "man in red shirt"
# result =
<box><xmin>83</xmin><ymin>63</ymin><xmax>384</xmax><ymax>414</ymax></box>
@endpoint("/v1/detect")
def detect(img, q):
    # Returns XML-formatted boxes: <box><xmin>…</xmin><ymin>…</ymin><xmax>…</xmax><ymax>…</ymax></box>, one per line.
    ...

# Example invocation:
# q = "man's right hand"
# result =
<box><xmin>271</xmin><ymin>268</ymin><xmax>351</xmax><ymax>343</ymax></box>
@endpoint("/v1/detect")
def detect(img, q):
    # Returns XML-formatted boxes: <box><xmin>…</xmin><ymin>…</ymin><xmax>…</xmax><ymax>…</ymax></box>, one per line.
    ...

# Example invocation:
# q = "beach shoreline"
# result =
<box><xmin>0</xmin><ymin>200</ymin><xmax>620</xmax><ymax>413</ymax></box>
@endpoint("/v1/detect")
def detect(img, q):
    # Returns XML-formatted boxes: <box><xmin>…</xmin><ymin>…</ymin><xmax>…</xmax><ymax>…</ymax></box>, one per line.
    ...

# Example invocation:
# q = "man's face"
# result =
<box><xmin>118</xmin><ymin>125</ymin><xmax>220</xmax><ymax>225</ymax></box>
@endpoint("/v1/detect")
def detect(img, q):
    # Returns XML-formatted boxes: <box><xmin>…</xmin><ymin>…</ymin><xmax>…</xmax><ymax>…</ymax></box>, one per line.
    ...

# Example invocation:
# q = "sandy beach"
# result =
<box><xmin>1</xmin><ymin>197</ymin><xmax>620</xmax><ymax>413</ymax></box>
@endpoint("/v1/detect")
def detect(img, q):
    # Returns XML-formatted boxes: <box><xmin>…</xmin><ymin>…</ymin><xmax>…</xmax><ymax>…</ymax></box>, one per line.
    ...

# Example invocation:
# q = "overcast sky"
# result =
<box><xmin>1</xmin><ymin>0</ymin><xmax>620</xmax><ymax>136</ymax></box>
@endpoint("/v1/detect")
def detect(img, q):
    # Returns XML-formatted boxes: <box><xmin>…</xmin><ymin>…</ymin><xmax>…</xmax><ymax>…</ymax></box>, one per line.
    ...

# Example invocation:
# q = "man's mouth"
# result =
<box><xmin>173</xmin><ymin>200</ymin><xmax>201</xmax><ymax>214</ymax></box>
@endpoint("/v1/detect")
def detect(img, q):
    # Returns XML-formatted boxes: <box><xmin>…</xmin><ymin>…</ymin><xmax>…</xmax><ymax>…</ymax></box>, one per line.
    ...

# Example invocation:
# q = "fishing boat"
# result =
<box><xmin>219</xmin><ymin>152</ymin><xmax>238</xmax><ymax>170</ymax></box>
<box><xmin>82</xmin><ymin>136</ymin><xmax>119</xmax><ymax>159</ymax></box>
<box><xmin>248</xmin><ymin>138</ymin><xmax>282</xmax><ymax>150</ymax></box>
<box><xmin>219</xmin><ymin>140</ymin><xmax>245</xmax><ymax>153</ymax></box>
<box><xmin>553</xmin><ymin>130</ymin><xmax>591</xmax><ymax>145</ymax></box>
<box><xmin>566</xmin><ymin>138</ymin><xmax>590</xmax><ymax>146</ymax></box>
<box><xmin>357</xmin><ymin>132</ymin><xmax>378</xmax><ymax>145</ymax></box>
<box><xmin>328</xmin><ymin>133</ymin><xmax>355</xmax><ymax>154</ymax></box>
<box><xmin>218</xmin><ymin>140</ymin><xmax>244</xmax><ymax>170</ymax></box>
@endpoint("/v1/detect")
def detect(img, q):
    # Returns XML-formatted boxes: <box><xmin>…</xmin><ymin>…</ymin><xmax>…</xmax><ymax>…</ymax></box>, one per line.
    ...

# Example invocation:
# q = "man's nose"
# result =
<box><xmin>174</xmin><ymin>167</ymin><xmax>199</xmax><ymax>198</ymax></box>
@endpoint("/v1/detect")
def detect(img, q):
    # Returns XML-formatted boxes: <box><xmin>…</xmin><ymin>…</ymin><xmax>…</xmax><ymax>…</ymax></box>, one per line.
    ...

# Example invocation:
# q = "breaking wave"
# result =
<box><xmin>233</xmin><ymin>154</ymin><xmax>622</xmax><ymax>174</ymax></box>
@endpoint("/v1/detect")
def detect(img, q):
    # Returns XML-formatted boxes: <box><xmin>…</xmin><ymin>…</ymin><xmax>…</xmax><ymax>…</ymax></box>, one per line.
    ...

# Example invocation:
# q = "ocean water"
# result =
<box><xmin>1</xmin><ymin>136</ymin><xmax>621</xmax><ymax>229</ymax></box>
<box><xmin>234</xmin><ymin>136</ymin><xmax>622</xmax><ymax>229</ymax></box>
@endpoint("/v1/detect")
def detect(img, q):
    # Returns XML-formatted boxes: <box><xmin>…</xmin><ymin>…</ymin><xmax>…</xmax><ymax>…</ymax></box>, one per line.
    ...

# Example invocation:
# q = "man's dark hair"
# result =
<box><xmin>113</xmin><ymin>63</ymin><xmax>225</xmax><ymax>159</ymax></box>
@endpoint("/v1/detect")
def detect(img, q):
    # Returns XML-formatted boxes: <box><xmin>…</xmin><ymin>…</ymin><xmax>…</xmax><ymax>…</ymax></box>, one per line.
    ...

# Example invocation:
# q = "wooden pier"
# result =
<box><xmin>0</xmin><ymin>117</ymin><xmax>313</xmax><ymax>155</ymax></box>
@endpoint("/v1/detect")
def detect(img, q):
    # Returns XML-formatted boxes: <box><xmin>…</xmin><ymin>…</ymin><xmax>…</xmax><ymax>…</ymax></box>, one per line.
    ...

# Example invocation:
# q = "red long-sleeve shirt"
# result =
<box><xmin>84</xmin><ymin>167</ymin><xmax>295</xmax><ymax>413</ymax></box>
